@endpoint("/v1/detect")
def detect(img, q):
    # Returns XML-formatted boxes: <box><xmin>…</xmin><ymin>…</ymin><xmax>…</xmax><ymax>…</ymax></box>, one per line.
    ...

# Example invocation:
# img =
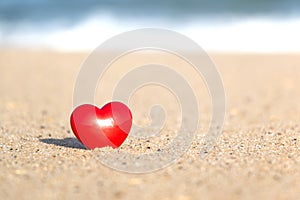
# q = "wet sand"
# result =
<box><xmin>1</xmin><ymin>49</ymin><xmax>300</xmax><ymax>199</ymax></box>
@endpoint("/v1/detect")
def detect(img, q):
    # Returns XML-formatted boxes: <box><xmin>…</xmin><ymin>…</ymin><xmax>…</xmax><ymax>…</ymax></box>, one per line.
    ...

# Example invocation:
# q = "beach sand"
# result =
<box><xmin>1</xmin><ymin>49</ymin><xmax>300</xmax><ymax>199</ymax></box>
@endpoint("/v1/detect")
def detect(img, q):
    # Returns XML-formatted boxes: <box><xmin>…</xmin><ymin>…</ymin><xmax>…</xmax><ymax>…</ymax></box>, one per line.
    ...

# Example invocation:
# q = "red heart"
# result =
<box><xmin>70</xmin><ymin>102</ymin><xmax>132</xmax><ymax>149</ymax></box>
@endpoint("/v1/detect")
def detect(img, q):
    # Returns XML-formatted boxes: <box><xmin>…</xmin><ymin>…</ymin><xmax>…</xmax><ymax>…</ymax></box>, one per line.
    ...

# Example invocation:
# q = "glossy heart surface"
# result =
<box><xmin>70</xmin><ymin>102</ymin><xmax>132</xmax><ymax>149</ymax></box>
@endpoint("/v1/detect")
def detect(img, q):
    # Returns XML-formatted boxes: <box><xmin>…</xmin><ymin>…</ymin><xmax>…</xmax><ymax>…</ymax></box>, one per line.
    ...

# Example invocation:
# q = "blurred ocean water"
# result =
<box><xmin>0</xmin><ymin>0</ymin><xmax>300</xmax><ymax>52</ymax></box>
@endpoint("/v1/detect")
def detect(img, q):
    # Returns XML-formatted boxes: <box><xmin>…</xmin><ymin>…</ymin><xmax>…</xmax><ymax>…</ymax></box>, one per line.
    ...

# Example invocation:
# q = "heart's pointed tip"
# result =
<box><xmin>87</xmin><ymin>142</ymin><xmax>120</xmax><ymax>150</ymax></box>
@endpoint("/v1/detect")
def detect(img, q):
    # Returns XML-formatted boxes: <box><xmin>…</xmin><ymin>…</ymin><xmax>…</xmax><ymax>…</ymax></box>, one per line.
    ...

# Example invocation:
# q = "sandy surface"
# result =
<box><xmin>1</xmin><ymin>49</ymin><xmax>300</xmax><ymax>199</ymax></box>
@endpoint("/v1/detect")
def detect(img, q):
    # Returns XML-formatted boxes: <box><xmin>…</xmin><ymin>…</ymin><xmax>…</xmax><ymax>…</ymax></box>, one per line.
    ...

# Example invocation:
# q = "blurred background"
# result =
<box><xmin>0</xmin><ymin>0</ymin><xmax>300</xmax><ymax>52</ymax></box>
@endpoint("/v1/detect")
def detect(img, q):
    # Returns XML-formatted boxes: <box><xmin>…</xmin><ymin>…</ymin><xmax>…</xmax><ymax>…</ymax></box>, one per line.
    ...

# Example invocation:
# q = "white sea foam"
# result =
<box><xmin>1</xmin><ymin>15</ymin><xmax>300</xmax><ymax>52</ymax></box>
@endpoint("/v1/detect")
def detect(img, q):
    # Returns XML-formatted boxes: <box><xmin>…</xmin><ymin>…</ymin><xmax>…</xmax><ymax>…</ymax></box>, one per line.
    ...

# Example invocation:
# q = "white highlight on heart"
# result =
<box><xmin>97</xmin><ymin>118</ymin><xmax>114</xmax><ymax>127</ymax></box>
